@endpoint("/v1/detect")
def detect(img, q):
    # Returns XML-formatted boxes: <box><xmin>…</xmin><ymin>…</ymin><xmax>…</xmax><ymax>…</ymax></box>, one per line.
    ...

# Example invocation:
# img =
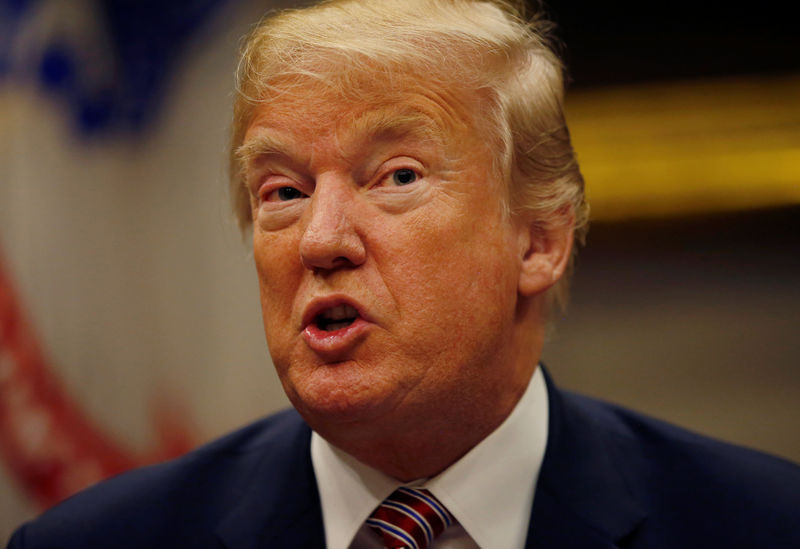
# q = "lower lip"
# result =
<box><xmin>302</xmin><ymin>317</ymin><xmax>370</xmax><ymax>355</ymax></box>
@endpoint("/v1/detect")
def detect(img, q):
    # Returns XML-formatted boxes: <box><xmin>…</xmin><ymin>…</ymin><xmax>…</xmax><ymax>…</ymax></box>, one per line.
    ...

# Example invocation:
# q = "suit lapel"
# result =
<box><xmin>215</xmin><ymin>414</ymin><xmax>326</xmax><ymax>549</ymax></box>
<box><xmin>525</xmin><ymin>367</ymin><xmax>647</xmax><ymax>548</ymax></box>
<box><xmin>212</xmin><ymin>368</ymin><xmax>647</xmax><ymax>549</ymax></box>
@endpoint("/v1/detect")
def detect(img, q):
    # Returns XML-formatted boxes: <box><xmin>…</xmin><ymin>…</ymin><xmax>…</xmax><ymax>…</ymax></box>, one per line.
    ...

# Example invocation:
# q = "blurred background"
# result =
<box><xmin>1</xmin><ymin>0</ymin><xmax>798</xmax><ymax>540</ymax></box>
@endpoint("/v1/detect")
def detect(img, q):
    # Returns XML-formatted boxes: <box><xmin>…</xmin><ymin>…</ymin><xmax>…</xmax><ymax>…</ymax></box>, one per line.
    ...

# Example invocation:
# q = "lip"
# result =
<box><xmin>301</xmin><ymin>295</ymin><xmax>372</xmax><ymax>355</ymax></box>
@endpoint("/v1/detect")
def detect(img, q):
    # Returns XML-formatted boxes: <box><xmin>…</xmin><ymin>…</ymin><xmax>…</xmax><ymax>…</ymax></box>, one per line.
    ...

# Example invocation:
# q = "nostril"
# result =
<box><xmin>298</xmin><ymin>212</ymin><xmax>366</xmax><ymax>270</ymax></box>
<box><xmin>309</xmin><ymin>256</ymin><xmax>355</xmax><ymax>273</ymax></box>
<box><xmin>305</xmin><ymin>255</ymin><xmax>357</xmax><ymax>273</ymax></box>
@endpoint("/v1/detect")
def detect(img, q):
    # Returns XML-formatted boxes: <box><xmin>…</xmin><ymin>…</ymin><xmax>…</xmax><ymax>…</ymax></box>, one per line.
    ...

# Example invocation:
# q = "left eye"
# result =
<box><xmin>264</xmin><ymin>186</ymin><xmax>306</xmax><ymax>202</ymax></box>
<box><xmin>391</xmin><ymin>169</ymin><xmax>418</xmax><ymax>186</ymax></box>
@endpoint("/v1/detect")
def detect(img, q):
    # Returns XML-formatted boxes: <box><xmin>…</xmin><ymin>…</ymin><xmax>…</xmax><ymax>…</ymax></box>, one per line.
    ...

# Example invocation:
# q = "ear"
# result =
<box><xmin>516</xmin><ymin>210</ymin><xmax>575</xmax><ymax>297</ymax></box>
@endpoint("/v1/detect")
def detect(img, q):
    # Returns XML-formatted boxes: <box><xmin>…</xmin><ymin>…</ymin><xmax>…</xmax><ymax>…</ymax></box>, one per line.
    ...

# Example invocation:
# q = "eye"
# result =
<box><xmin>264</xmin><ymin>186</ymin><xmax>307</xmax><ymax>202</ymax></box>
<box><xmin>391</xmin><ymin>168</ymin><xmax>418</xmax><ymax>186</ymax></box>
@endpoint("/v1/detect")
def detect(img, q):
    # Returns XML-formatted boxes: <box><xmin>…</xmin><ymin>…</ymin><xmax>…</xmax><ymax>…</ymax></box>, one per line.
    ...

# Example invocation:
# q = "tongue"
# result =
<box><xmin>323</xmin><ymin>320</ymin><xmax>354</xmax><ymax>332</ymax></box>
<box><xmin>319</xmin><ymin>316</ymin><xmax>356</xmax><ymax>332</ymax></box>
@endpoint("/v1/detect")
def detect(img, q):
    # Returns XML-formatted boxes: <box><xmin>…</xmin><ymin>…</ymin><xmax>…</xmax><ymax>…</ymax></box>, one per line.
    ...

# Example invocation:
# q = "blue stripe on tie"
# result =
<box><xmin>366</xmin><ymin>518</ymin><xmax>419</xmax><ymax>549</ymax></box>
<box><xmin>383</xmin><ymin>500</ymin><xmax>434</xmax><ymax>542</ymax></box>
<box><xmin>399</xmin><ymin>487</ymin><xmax>452</xmax><ymax>527</ymax></box>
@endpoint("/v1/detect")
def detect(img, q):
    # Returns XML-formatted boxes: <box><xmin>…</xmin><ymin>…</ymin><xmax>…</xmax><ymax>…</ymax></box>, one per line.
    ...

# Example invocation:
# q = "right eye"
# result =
<box><xmin>391</xmin><ymin>168</ymin><xmax>418</xmax><ymax>186</ymax></box>
<box><xmin>263</xmin><ymin>186</ymin><xmax>307</xmax><ymax>202</ymax></box>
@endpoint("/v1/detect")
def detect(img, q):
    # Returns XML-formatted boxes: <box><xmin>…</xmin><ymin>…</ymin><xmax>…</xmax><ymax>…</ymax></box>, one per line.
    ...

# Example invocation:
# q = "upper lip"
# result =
<box><xmin>301</xmin><ymin>295</ymin><xmax>369</xmax><ymax>330</ymax></box>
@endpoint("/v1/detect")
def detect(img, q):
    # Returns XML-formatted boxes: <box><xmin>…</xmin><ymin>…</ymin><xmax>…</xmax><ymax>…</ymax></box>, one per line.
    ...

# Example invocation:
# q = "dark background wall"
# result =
<box><xmin>534</xmin><ymin>0</ymin><xmax>799</xmax><ymax>461</ymax></box>
<box><xmin>542</xmin><ymin>0</ymin><xmax>799</xmax><ymax>88</ymax></box>
<box><xmin>543</xmin><ymin>209</ymin><xmax>800</xmax><ymax>462</ymax></box>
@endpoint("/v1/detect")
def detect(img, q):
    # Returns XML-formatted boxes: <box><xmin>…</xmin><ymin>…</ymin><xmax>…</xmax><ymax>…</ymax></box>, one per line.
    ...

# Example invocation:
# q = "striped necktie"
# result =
<box><xmin>366</xmin><ymin>487</ymin><xmax>453</xmax><ymax>549</ymax></box>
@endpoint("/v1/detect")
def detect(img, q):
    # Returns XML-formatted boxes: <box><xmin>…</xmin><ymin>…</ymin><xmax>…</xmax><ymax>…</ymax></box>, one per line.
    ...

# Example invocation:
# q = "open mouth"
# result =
<box><xmin>314</xmin><ymin>304</ymin><xmax>360</xmax><ymax>332</ymax></box>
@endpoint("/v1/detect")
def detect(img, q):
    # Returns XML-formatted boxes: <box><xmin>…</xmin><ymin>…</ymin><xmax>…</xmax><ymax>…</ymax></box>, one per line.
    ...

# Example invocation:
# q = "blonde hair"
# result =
<box><xmin>229</xmin><ymin>0</ymin><xmax>589</xmax><ymax>313</ymax></box>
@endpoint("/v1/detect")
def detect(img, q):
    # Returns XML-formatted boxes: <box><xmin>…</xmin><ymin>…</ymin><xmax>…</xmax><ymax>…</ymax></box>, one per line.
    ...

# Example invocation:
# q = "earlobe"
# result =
<box><xmin>517</xmin><ymin>212</ymin><xmax>574</xmax><ymax>297</ymax></box>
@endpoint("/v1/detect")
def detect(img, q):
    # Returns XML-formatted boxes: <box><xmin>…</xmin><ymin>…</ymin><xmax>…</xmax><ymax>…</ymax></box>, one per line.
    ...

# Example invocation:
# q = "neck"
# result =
<box><xmin>339</xmin><ymin>381</ymin><xmax>533</xmax><ymax>481</ymax></box>
<box><xmin>319</xmin><ymin>352</ymin><xmax>540</xmax><ymax>481</ymax></box>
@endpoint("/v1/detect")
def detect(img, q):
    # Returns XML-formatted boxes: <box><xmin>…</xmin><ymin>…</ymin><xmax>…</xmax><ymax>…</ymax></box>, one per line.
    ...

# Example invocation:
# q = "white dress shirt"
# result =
<box><xmin>312</xmin><ymin>365</ymin><xmax>549</xmax><ymax>549</ymax></box>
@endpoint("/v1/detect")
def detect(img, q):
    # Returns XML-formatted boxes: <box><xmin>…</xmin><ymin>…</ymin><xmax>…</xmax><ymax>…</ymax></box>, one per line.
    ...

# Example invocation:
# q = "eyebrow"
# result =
<box><xmin>236</xmin><ymin>108</ymin><xmax>445</xmax><ymax>177</ymax></box>
<box><xmin>235</xmin><ymin>132</ymin><xmax>293</xmax><ymax>171</ymax></box>
<box><xmin>346</xmin><ymin>109</ymin><xmax>443</xmax><ymax>148</ymax></box>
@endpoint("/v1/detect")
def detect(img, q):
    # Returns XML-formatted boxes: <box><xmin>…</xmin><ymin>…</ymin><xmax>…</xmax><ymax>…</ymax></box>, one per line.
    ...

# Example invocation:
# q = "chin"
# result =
<box><xmin>283</xmin><ymin>361</ymin><xmax>400</xmax><ymax>428</ymax></box>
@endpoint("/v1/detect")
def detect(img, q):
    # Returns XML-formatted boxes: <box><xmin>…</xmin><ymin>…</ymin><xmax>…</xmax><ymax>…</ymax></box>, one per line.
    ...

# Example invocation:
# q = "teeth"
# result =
<box><xmin>314</xmin><ymin>304</ymin><xmax>360</xmax><ymax>332</ymax></box>
<box><xmin>322</xmin><ymin>305</ymin><xmax>358</xmax><ymax>320</ymax></box>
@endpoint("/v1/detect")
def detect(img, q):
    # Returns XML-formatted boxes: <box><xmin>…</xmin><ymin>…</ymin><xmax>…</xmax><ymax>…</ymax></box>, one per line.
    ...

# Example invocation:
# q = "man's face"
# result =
<box><xmin>241</xmin><ymin>77</ymin><xmax>533</xmax><ymax>434</ymax></box>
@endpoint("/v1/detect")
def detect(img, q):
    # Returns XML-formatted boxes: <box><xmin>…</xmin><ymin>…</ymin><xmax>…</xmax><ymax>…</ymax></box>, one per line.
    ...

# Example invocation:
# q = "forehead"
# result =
<box><xmin>241</xmin><ymin>73</ymin><xmax>487</xmax><ymax>157</ymax></box>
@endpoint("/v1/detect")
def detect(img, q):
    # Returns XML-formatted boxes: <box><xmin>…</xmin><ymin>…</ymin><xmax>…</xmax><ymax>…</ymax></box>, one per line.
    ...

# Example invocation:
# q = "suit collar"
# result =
<box><xmin>526</xmin><ymin>366</ymin><xmax>647</xmax><ymax>548</ymax></box>
<box><xmin>212</xmin><ymin>367</ymin><xmax>648</xmax><ymax>549</ymax></box>
<box><xmin>215</xmin><ymin>413</ymin><xmax>325</xmax><ymax>549</ymax></box>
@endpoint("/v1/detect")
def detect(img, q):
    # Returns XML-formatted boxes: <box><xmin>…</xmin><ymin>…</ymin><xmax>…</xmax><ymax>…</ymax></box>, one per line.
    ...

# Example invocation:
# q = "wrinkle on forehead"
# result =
<box><xmin>240</xmin><ymin>76</ymin><xmax>489</xmax><ymax>172</ymax></box>
<box><xmin>270</xmin><ymin>62</ymin><xmax>482</xmax><ymax>118</ymax></box>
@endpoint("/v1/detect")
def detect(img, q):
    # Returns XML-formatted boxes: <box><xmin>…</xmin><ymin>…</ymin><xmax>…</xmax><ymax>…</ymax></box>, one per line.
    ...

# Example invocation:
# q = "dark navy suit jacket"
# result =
<box><xmin>8</xmin><ymin>369</ymin><xmax>800</xmax><ymax>548</ymax></box>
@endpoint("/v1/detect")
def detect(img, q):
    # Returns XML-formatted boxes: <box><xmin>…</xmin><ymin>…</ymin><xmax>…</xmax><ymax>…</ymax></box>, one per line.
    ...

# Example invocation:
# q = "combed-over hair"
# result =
<box><xmin>229</xmin><ymin>0</ymin><xmax>589</xmax><ymax>313</ymax></box>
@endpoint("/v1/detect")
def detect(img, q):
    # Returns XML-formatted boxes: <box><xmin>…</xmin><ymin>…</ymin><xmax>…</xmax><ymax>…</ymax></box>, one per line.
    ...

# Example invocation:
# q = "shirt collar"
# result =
<box><xmin>312</xmin><ymin>365</ymin><xmax>549</xmax><ymax>549</ymax></box>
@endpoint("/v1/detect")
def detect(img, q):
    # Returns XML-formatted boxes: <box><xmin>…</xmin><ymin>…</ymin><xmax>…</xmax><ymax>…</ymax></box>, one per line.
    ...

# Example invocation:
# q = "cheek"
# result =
<box><xmin>392</xmin><ymin>197</ymin><xmax>515</xmax><ymax>290</ymax></box>
<box><xmin>377</xmin><ymin>209</ymin><xmax>518</xmax><ymax>349</ymax></box>
<box><xmin>253</xmin><ymin>231</ymin><xmax>303</xmax><ymax>330</ymax></box>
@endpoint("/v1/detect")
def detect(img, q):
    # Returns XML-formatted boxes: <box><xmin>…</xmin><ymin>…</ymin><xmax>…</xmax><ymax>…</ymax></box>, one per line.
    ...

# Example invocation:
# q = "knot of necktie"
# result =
<box><xmin>366</xmin><ymin>487</ymin><xmax>453</xmax><ymax>549</ymax></box>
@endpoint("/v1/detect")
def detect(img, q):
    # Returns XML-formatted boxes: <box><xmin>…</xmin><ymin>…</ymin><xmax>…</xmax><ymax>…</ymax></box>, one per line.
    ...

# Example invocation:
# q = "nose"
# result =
<box><xmin>299</xmin><ymin>176</ymin><xmax>366</xmax><ymax>272</ymax></box>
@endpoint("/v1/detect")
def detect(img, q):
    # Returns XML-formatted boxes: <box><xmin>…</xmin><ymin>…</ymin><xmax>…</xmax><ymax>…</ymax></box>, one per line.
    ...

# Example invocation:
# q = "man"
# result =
<box><xmin>8</xmin><ymin>0</ymin><xmax>799</xmax><ymax>548</ymax></box>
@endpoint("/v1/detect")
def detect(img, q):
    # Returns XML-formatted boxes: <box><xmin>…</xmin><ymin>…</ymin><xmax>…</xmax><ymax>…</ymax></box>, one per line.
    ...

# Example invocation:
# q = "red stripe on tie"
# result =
<box><xmin>368</xmin><ymin>487</ymin><xmax>452</xmax><ymax>548</ymax></box>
